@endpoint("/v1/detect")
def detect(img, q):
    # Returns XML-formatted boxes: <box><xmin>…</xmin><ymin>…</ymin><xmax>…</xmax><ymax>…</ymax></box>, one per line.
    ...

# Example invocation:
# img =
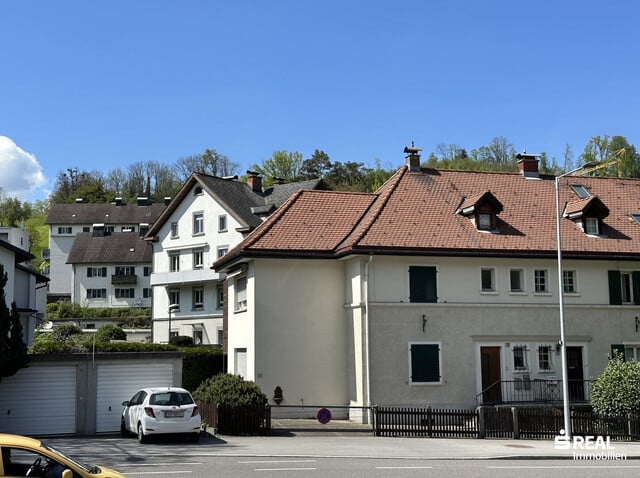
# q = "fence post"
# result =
<box><xmin>372</xmin><ymin>405</ymin><xmax>379</xmax><ymax>436</ymax></box>
<box><xmin>477</xmin><ymin>406</ymin><xmax>485</xmax><ymax>439</ymax></box>
<box><xmin>511</xmin><ymin>407</ymin><xmax>519</xmax><ymax>439</ymax></box>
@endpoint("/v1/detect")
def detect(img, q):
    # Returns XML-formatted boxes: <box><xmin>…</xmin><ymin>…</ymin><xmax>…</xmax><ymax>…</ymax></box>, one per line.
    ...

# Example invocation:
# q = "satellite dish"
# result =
<box><xmin>43</xmin><ymin>321</ymin><xmax>53</xmax><ymax>330</ymax></box>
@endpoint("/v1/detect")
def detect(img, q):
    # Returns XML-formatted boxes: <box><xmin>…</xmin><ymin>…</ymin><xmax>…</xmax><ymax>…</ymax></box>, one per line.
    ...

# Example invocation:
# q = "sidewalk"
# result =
<box><xmin>200</xmin><ymin>433</ymin><xmax>640</xmax><ymax>460</ymax></box>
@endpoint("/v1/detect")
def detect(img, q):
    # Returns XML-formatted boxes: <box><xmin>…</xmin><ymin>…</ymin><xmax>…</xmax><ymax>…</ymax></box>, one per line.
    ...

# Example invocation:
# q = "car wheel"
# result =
<box><xmin>137</xmin><ymin>423</ymin><xmax>148</xmax><ymax>444</ymax></box>
<box><xmin>120</xmin><ymin>419</ymin><xmax>129</xmax><ymax>437</ymax></box>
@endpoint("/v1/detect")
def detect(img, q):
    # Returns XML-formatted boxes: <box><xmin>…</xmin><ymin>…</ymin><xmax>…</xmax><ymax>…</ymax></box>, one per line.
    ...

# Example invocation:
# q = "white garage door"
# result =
<box><xmin>96</xmin><ymin>362</ymin><xmax>174</xmax><ymax>433</ymax></box>
<box><xmin>0</xmin><ymin>365</ymin><xmax>77</xmax><ymax>435</ymax></box>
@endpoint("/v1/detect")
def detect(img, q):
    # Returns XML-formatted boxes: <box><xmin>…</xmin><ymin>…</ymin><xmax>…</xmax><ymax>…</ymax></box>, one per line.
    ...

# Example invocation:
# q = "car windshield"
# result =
<box><xmin>149</xmin><ymin>391</ymin><xmax>194</xmax><ymax>406</ymax></box>
<box><xmin>42</xmin><ymin>443</ymin><xmax>100</xmax><ymax>474</ymax></box>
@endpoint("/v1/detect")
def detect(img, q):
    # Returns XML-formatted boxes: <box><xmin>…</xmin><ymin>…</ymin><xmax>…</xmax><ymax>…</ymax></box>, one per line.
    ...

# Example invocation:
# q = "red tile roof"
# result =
<box><xmin>214</xmin><ymin>166</ymin><xmax>640</xmax><ymax>269</ymax></box>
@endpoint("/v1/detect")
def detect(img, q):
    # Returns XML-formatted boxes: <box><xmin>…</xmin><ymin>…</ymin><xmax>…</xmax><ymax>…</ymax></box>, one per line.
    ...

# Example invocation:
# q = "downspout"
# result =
<box><xmin>364</xmin><ymin>254</ymin><xmax>373</xmax><ymax>424</ymax></box>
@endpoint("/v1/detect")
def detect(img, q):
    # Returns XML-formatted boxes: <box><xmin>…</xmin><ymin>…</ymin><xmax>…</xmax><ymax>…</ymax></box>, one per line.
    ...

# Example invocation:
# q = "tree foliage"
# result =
<box><xmin>94</xmin><ymin>324</ymin><xmax>127</xmax><ymax>342</ymax></box>
<box><xmin>251</xmin><ymin>150</ymin><xmax>304</xmax><ymax>185</ymax></box>
<box><xmin>581</xmin><ymin>135</ymin><xmax>640</xmax><ymax>178</ymax></box>
<box><xmin>590</xmin><ymin>352</ymin><xmax>640</xmax><ymax>416</ymax></box>
<box><xmin>174</xmin><ymin>149</ymin><xmax>239</xmax><ymax>181</ymax></box>
<box><xmin>0</xmin><ymin>264</ymin><xmax>29</xmax><ymax>381</ymax></box>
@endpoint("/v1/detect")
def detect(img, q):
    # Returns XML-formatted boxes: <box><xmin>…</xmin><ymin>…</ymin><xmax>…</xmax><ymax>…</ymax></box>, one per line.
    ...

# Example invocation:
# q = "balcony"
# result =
<box><xmin>476</xmin><ymin>379</ymin><xmax>593</xmax><ymax>406</ymax></box>
<box><xmin>111</xmin><ymin>274</ymin><xmax>138</xmax><ymax>285</ymax></box>
<box><xmin>150</xmin><ymin>268</ymin><xmax>219</xmax><ymax>286</ymax></box>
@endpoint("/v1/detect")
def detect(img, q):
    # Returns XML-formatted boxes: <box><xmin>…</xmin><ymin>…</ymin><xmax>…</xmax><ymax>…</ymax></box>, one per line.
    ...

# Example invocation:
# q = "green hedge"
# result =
<box><xmin>181</xmin><ymin>346</ymin><xmax>224</xmax><ymax>391</ymax></box>
<box><xmin>46</xmin><ymin>303</ymin><xmax>151</xmax><ymax>327</ymax></box>
<box><xmin>193</xmin><ymin>373</ymin><xmax>267</xmax><ymax>407</ymax></box>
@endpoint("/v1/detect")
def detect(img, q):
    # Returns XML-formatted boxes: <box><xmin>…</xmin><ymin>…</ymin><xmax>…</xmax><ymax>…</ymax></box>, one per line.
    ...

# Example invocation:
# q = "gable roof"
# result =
<box><xmin>0</xmin><ymin>238</ymin><xmax>33</xmax><ymax>263</ymax></box>
<box><xmin>214</xmin><ymin>165</ymin><xmax>640</xmax><ymax>270</ymax></box>
<box><xmin>67</xmin><ymin>232</ymin><xmax>152</xmax><ymax>264</ymax></box>
<box><xmin>145</xmin><ymin>173</ymin><xmax>325</xmax><ymax>238</ymax></box>
<box><xmin>46</xmin><ymin>202</ymin><xmax>166</xmax><ymax>225</ymax></box>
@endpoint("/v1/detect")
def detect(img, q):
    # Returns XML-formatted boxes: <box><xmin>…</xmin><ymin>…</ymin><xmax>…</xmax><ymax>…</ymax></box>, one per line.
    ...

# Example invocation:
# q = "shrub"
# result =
<box><xmin>94</xmin><ymin>324</ymin><xmax>127</xmax><ymax>342</ymax></box>
<box><xmin>590</xmin><ymin>352</ymin><xmax>640</xmax><ymax>416</ymax></box>
<box><xmin>170</xmin><ymin>335</ymin><xmax>194</xmax><ymax>346</ymax></box>
<box><xmin>51</xmin><ymin>324</ymin><xmax>83</xmax><ymax>341</ymax></box>
<box><xmin>181</xmin><ymin>346</ymin><xmax>223</xmax><ymax>391</ymax></box>
<box><xmin>193</xmin><ymin>373</ymin><xmax>267</xmax><ymax>407</ymax></box>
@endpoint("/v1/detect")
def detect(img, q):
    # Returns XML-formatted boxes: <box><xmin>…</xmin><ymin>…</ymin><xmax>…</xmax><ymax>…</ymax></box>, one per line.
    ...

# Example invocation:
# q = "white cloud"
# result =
<box><xmin>0</xmin><ymin>136</ymin><xmax>46</xmax><ymax>200</ymax></box>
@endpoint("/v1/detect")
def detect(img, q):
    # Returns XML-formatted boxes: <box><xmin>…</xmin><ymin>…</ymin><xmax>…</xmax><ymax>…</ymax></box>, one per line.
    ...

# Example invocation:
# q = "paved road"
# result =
<box><xmin>43</xmin><ymin>433</ymin><xmax>640</xmax><ymax>477</ymax></box>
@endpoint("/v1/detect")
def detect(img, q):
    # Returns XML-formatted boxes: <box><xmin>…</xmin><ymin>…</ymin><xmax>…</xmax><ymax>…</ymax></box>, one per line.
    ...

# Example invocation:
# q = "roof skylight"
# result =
<box><xmin>570</xmin><ymin>184</ymin><xmax>590</xmax><ymax>199</ymax></box>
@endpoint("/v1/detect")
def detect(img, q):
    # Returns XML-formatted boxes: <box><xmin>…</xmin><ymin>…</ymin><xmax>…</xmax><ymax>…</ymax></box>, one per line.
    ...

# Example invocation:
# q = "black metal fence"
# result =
<box><xmin>477</xmin><ymin>379</ymin><xmax>593</xmax><ymax>405</ymax></box>
<box><xmin>374</xmin><ymin>407</ymin><xmax>478</xmax><ymax>438</ymax></box>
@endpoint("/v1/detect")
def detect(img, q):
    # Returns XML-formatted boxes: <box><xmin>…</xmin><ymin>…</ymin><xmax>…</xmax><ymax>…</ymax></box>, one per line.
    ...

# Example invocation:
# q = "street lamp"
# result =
<box><xmin>168</xmin><ymin>304</ymin><xmax>179</xmax><ymax>344</ymax></box>
<box><xmin>555</xmin><ymin>161</ymin><xmax>598</xmax><ymax>438</ymax></box>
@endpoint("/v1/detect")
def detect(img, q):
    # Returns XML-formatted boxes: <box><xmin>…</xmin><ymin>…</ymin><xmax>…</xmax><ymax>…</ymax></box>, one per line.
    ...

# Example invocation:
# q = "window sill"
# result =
<box><xmin>409</xmin><ymin>381</ymin><xmax>442</xmax><ymax>386</ymax></box>
<box><xmin>480</xmin><ymin>290</ymin><xmax>499</xmax><ymax>295</ymax></box>
<box><xmin>509</xmin><ymin>291</ymin><xmax>527</xmax><ymax>296</ymax></box>
<box><xmin>533</xmin><ymin>292</ymin><xmax>552</xmax><ymax>296</ymax></box>
<box><xmin>234</xmin><ymin>308</ymin><xmax>247</xmax><ymax>314</ymax></box>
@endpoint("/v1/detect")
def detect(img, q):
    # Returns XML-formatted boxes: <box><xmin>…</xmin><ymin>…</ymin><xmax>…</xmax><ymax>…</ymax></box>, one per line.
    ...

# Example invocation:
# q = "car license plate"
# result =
<box><xmin>165</xmin><ymin>410</ymin><xmax>184</xmax><ymax>418</ymax></box>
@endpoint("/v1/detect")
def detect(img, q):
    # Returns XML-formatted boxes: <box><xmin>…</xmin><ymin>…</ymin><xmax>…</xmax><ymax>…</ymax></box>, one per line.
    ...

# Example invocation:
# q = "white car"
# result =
<box><xmin>121</xmin><ymin>387</ymin><xmax>201</xmax><ymax>443</ymax></box>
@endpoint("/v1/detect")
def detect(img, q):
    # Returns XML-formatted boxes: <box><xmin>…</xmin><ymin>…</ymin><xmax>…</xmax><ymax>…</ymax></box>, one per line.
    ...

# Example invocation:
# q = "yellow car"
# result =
<box><xmin>0</xmin><ymin>434</ymin><xmax>126</xmax><ymax>478</ymax></box>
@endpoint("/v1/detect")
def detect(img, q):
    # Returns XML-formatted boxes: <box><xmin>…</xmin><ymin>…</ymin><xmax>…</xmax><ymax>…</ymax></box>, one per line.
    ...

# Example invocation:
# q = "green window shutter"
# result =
<box><xmin>633</xmin><ymin>271</ymin><xmax>640</xmax><ymax>305</ymax></box>
<box><xmin>409</xmin><ymin>266</ymin><xmax>437</xmax><ymax>303</ymax></box>
<box><xmin>611</xmin><ymin>344</ymin><xmax>626</xmax><ymax>361</ymax></box>
<box><xmin>608</xmin><ymin>270</ymin><xmax>622</xmax><ymax>305</ymax></box>
<box><xmin>410</xmin><ymin>343</ymin><xmax>440</xmax><ymax>382</ymax></box>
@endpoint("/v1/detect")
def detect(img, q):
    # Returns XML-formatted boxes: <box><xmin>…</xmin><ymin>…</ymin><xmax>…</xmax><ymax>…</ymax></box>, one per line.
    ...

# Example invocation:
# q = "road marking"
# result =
<box><xmin>254</xmin><ymin>468</ymin><xmax>317</xmax><ymax>471</ymax></box>
<box><xmin>376</xmin><ymin>466</ymin><xmax>433</xmax><ymax>469</ymax></box>
<box><xmin>123</xmin><ymin>471</ymin><xmax>192</xmax><ymax>475</ymax></box>
<box><xmin>240</xmin><ymin>460</ymin><xmax>317</xmax><ymax>464</ymax></box>
<box><xmin>488</xmin><ymin>465</ymin><xmax>640</xmax><ymax>469</ymax></box>
<box><xmin>118</xmin><ymin>463</ymin><xmax>202</xmax><ymax>466</ymax></box>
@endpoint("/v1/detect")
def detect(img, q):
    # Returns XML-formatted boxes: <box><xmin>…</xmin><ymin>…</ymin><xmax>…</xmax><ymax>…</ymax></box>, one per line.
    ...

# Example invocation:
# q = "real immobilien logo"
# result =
<box><xmin>554</xmin><ymin>429</ymin><xmax>627</xmax><ymax>460</ymax></box>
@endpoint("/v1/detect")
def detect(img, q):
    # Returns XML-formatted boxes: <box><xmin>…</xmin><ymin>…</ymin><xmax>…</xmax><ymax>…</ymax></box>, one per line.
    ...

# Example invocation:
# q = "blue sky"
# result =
<box><xmin>1</xmin><ymin>1</ymin><xmax>639</xmax><ymax>201</ymax></box>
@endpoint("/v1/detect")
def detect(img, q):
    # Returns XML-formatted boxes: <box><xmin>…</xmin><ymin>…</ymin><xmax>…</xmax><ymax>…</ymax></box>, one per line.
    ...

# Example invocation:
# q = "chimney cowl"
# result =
<box><xmin>516</xmin><ymin>152</ymin><xmax>540</xmax><ymax>179</ymax></box>
<box><xmin>404</xmin><ymin>144</ymin><xmax>422</xmax><ymax>172</ymax></box>
<box><xmin>246</xmin><ymin>171</ymin><xmax>263</xmax><ymax>192</ymax></box>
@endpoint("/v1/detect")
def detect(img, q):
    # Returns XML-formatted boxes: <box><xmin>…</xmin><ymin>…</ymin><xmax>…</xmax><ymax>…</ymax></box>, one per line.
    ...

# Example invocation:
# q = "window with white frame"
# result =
<box><xmin>192</xmin><ymin>287</ymin><xmax>204</xmax><ymax>310</ymax></box>
<box><xmin>170</xmin><ymin>222</ymin><xmax>179</xmax><ymax>238</ymax></box>
<box><xmin>537</xmin><ymin>344</ymin><xmax>554</xmax><ymax>371</ymax></box>
<box><xmin>217</xmin><ymin>246</ymin><xmax>229</xmax><ymax>258</ymax></box>
<box><xmin>480</xmin><ymin>267</ymin><xmax>496</xmax><ymax>292</ymax></box>
<box><xmin>115</xmin><ymin>288</ymin><xmax>135</xmax><ymax>299</ymax></box>
<box><xmin>624</xmin><ymin>345</ymin><xmax>640</xmax><ymax>361</ymax></box>
<box><xmin>168</xmin><ymin>289</ymin><xmax>180</xmax><ymax>308</ymax></box>
<box><xmin>193</xmin><ymin>212</ymin><xmax>204</xmax><ymax>235</ymax></box>
<box><xmin>512</xmin><ymin>345</ymin><xmax>529</xmax><ymax>371</ymax></box>
<box><xmin>58</xmin><ymin>226</ymin><xmax>73</xmax><ymax>235</ymax></box>
<box><xmin>218</xmin><ymin>214</ymin><xmax>227</xmax><ymax>232</ymax></box>
<box><xmin>534</xmin><ymin>269</ymin><xmax>549</xmax><ymax>293</ymax></box>
<box><xmin>563</xmin><ymin>270</ymin><xmax>577</xmax><ymax>293</ymax></box>
<box><xmin>585</xmin><ymin>217</ymin><xmax>600</xmax><ymax>235</ymax></box>
<box><xmin>169</xmin><ymin>252</ymin><xmax>180</xmax><ymax>272</ymax></box>
<box><xmin>509</xmin><ymin>269</ymin><xmax>524</xmax><ymax>292</ymax></box>
<box><xmin>234</xmin><ymin>275</ymin><xmax>247</xmax><ymax>312</ymax></box>
<box><xmin>86</xmin><ymin>288</ymin><xmax>106</xmax><ymax>299</ymax></box>
<box><xmin>409</xmin><ymin>342</ymin><xmax>442</xmax><ymax>384</ymax></box>
<box><xmin>143</xmin><ymin>266</ymin><xmax>152</xmax><ymax>276</ymax></box>
<box><xmin>621</xmin><ymin>272</ymin><xmax>633</xmax><ymax>304</ymax></box>
<box><xmin>193</xmin><ymin>249</ymin><xmax>204</xmax><ymax>269</ymax></box>
<box><xmin>193</xmin><ymin>329</ymin><xmax>203</xmax><ymax>345</ymax></box>
<box><xmin>87</xmin><ymin>267</ymin><xmax>107</xmax><ymax>277</ymax></box>
<box><xmin>143</xmin><ymin>288</ymin><xmax>152</xmax><ymax>298</ymax></box>
<box><xmin>216</xmin><ymin>283</ymin><xmax>224</xmax><ymax>309</ymax></box>
<box><xmin>477</xmin><ymin>213</ymin><xmax>492</xmax><ymax>231</ymax></box>
<box><xmin>115</xmin><ymin>266</ymin><xmax>135</xmax><ymax>276</ymax></box>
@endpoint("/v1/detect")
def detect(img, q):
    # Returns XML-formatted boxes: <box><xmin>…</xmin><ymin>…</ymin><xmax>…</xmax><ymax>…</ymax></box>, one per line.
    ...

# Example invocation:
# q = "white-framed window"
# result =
<box><xmin>169</xmin><ymin>252</ymin><xmax>180</xmax><ymax>272</ymax></box>
<box><xmin>537</xmin><ymin>344</ymin><xmax>554</xmax><ymax>371</ymax></box>
<box><xmin>121</xmin><ymin>226</ymin><xmax>135</xmax><ymax>232</ymax></box>
<box><xmin>115</xmin><ymin>266</ymin><xmax>135</xmax><ymax>276</ymax></box>
<box><xmin>624</xmin><ymin>345</ymin><xmax>640</xmax><ymax>361</ymax></box>
<box><xmin>234</xmin><ymin>275</ymin><xmax>247</xmax><ymax>312</ymax></box>
<box><xmin>82</xmin><ymin>226</ymin><xmax>91</xmax><ymax>233</ymax></box>
<box><xmin>193</xmin><ymin>329</ymin><xmax>203</xmax><ymax>345</ymax></box>
<box><xmin>621</xmin><ymin>272</ymin><xmax>634</xmax><ymax>304</ymax></box>
<box><xmin>563</xmin><ymin>270</ymin><xmax>577</xmax><ymax>293</ymax></box>
<box><xmin>115</xmin><ymin>288</ymin><xmax>135</xmax><ymax>299</ymax></box>
<box><xmin>143</xmin><ymin>288</ymin><xmax>152</xmax><ymax>298</ymax></box>
<box><xmin>534</xmin><ymin>269</ymin><xmax>549</xmax><ymax>293</ymax></box>
<box><xmin>192</xmin><ymin>287</ymin><xmax>204</xmax><ymax>310</ymax></box>
<box><xmin>169</xmin><ymin>288</ymin><xmax>180</xmax><ymax>308</ymax></box>
<box><xmin>193</xmin><ymin>249</ymin><xmax>204</xmax><ymax>269</ymax></box>
<box><xmin>104</xmin><ymin>225</ymin><xmax>114</xmax><ymax>233</ymax></box>
<box><xmin>480</xmin><ymin>267</ymin><xmax>496</xmax><ymax>292</ymax></box>
<box><xmin>170</xmin><ymin>222</ymin><xmax>179</xmax><ymax>239</ymax></box>
<box><xmin>218</xmin><ymin>214</ymin><xmax>227</xmax><ymax>232</ymax></box>
<box><xmin>143</xmin><ymin>266</ymin><xmax>152</xmax><ymax>276</ymax></box>
<box><xmin>512</xmin><ymin>345</ymin><xmax>529</xmax><ymax>371</ymax></box>
<box><xmin>585</xmin><ymin>217</ymin><xmax>600</xmax><ymax>235</ymax></box>
<box><xmin>408</xmin><ymin>342</ymin><xmax>442</xmax><ymax>384</ymax></box>
<box><xmin>216</xmin><ymin>283</ymin><xmax>224</xmax><ymax>309</ymax></box>
<box><xmin>217</xmin><ymin>246</ymin><xmax>229</xmax><ymax>258</ymax></box>
<box><xmin>86</xmin><ymin>288</ymin><xmax>106</xmax><ymax>299</ymax></box>
<box><xmin>87</xmin><ymin>267</ymin><xmax>107</xmax><ymax>277</ymax></box>
<box><xmin>509</xmin><ymin>268</ymin><xmax>525</xmax><ymax>293</ymax></box>
<box><xmin>217</xmin><ymin>328</ymin><xmax>224</xmax><ymax>346</ymax></box>
<box><xmin>58</xmin><ymin>226</ymin><xmax>73</xmax><ymax>235</ymax></box>
<box><xmin>477</xmin><ymin>213</ymin><xmax>492</xmax><ymax>231</ymax></box>
<box><xmin>193</xmin><ymin>212</ymin><xmax>204</xmax><ymax>235</ymax></box>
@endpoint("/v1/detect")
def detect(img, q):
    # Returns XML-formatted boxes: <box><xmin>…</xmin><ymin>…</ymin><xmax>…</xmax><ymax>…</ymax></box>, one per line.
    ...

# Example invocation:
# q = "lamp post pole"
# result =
<box><xmin>168</xmin><ymin>304</ymin><xmax>178</xmax><ymax>344</ymax></box>
<box><xmin>555</xmin><ymin>162</ymin><xmax>598</xmax><ymax>438</ymax></box>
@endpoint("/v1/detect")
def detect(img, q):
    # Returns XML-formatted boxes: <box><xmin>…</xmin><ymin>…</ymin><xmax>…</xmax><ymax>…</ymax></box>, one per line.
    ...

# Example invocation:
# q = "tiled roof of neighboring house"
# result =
<box><xmin>67</xmin><ymin>232</ymin><xmax>152</xmax><ymax>264</ymax></box>
<box><xmin>145</xmin><ymin>173</ymin><xmax>326</xmax><ymax>238</ymax></box>
<box><xmin>214</xmin><ymin>162</ymin><xmax>640</xmax><ymax>270</ymax></box>
<box><xmin>46</xmin><ymin>202</ymin><xmax>166</xmax><ymax>225</ymax></box>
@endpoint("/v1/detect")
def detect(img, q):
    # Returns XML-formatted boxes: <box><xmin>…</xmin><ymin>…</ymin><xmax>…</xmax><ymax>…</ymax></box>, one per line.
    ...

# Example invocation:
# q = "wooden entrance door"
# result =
<box><xmin>567</xmin><ymin>346</ymin><xmax>584</xmax><ymax>401</ymax></box>
<box><xmin>481</xmin><ymin>346</ymin><xmax>502</xmax><ymax>404</ymax></box>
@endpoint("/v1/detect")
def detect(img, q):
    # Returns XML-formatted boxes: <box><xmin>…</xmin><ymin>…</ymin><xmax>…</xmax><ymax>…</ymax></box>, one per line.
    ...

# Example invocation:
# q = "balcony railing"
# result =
<box><xmin>111</xmin><ymin>274</ymin><xmax>138</xmax><ymax>285</ymax></box>
<box><xmin>476</xmin><ymin>379</ymin><xmax>593</xmax><ymax>405</ymax></box>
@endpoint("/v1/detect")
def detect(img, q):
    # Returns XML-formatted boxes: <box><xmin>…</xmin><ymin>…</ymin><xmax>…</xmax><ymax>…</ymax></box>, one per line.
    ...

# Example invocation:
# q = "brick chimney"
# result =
<box><xmin>246</xmin><ymin>170</ymin><xmax>262</xmax><ymax>192</ymax></box>
<box><xmin>404</xmin><ymin>144</ymin><xmax>422</xmax><ymax>172</ymax></box>
<box><xmin>516</xmin><ymin>152</ymin><xmax>540</xmax><ymax>179</ymax></box>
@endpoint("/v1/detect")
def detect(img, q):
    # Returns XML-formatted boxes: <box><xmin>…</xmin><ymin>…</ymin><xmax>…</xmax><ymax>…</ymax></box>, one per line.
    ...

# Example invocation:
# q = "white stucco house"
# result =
<box><xmin>0</xmin><ymin>228</ymin><xmax>49</xmax><ymax>345</ymax></box>
<box><xmin>144</xmin><ymin>171</ymin><xmax>325</xmax><ymax>345</ymax></box>
<box><xmin>45</xmin><ymin>198</ymin><xmax>166</xmax><ymax>302</ymax></box>
<box><xmin>213</xmin><ymin>147</ymin><xmax>640</xmax><ymax>418</ymax></box>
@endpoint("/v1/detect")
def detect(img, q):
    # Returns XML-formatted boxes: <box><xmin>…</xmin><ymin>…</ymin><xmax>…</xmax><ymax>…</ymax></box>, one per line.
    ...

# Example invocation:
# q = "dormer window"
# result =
<box><xmin>564</xmin><ymin>196</ymin><xmax>609</xmax><ymax>237</ymax></box>
<box><xmin>456</xmin><ymin>191</ymin><xmax>503</xmax><ymax>233</ymax></box>
<box><xmin>585</xmin><ymin>217</ymin><xmax>600</xmax><ymax>235</ymax></box>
